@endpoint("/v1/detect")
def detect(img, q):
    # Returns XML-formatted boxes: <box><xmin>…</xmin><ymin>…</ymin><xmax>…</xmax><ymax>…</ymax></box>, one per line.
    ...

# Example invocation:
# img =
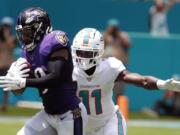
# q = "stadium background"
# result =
<box><xmin>1</xmin><ymin>0</ymin><xmax>180</xmax><ymax>112</ymax></box>
<box><xmin>0</xmin><ymin>0</ymin><xmax>180</xmax><ymax>135</ymax></box>
<box><xmin>0</xmin><ymin>0</ymin><xmax>180</xmax><ymax>111</ymax></box>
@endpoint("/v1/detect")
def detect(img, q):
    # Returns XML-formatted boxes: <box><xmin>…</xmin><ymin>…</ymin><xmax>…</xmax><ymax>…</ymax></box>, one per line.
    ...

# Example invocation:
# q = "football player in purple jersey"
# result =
<box><xmin>0</xmin><ymin>7</ymin><xmax>87</xmax><ymax>135</ymax></box>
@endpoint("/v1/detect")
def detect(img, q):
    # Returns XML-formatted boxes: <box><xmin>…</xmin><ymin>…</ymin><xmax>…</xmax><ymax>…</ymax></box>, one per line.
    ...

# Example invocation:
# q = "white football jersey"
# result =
<box><xmin>73</xmin><ymin>57</ymin><xmax>126</xmax><ymax>129</ymax></box>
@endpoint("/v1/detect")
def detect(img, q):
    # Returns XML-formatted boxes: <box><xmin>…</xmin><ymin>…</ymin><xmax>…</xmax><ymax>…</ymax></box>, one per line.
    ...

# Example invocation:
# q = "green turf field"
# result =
<box><xmin>0</xmin><ymin>122</ymin><xmax>180</xmax><ymax>135</ymax></box>
<box><xmin>128</xmin><ymin>127</ymin><xmax>180</xmax><ymax>135</ymax></box>
<box><xmin>0</xmin><ymin>122</ymin><xmax>23</xmax><ymax>135</ymax></box>
<box><xmin>0</xmin><ymin>107</ymin><xmax>180</xmax><ymax>135</ymax></box>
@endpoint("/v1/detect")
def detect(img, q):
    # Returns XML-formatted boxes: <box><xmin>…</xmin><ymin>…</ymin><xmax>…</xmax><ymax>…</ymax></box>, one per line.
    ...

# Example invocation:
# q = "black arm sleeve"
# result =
<box><xmin>26</xmin><ymin>57</ymin><xmax>65</xmax><ymax>87</ymax></box>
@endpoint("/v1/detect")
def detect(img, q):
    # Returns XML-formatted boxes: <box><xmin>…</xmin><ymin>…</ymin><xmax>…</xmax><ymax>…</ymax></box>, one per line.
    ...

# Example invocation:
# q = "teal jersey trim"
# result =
<box><xmin>116</xmin><ymin>110</ymin><xmax>124</xmax><ymax>135</ymax></box>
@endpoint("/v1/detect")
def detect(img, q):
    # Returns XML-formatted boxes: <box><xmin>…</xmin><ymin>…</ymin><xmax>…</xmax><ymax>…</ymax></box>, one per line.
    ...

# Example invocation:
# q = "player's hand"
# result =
<box><xmin>7</xmin><ymin>58</ymin><xmax>30</xmax><ymax>78</ymax></box>
<box><xmin>157</xmin><ymin>79</ymin><xmax>180</xmax><ymax>92</ymax></box>
<box><xmin>0</xmin><ymin>76</ymin><xmax>26</xmax><ymax>91</ymax></box>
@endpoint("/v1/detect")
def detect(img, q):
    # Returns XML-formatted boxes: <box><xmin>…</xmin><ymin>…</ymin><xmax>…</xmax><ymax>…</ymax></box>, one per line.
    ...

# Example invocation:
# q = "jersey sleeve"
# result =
<box><xmin>106</xmin><ymin>57</ymin><xmax>126</xmax><ymax>80</ymax></box>
<box><xmin>40</xmin><ymin>31</ymin><xmax>70</xmax><ymax>58</ymax></box>
<box><xmin>20</xmin><ymin>49</ymin><xmax>26</xmax><ymax>59</ymax></box>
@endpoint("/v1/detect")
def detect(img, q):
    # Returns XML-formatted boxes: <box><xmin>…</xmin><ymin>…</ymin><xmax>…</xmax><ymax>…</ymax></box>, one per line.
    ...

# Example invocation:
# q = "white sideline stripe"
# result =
<box><xmin>128</xmin><ymin>120</ymin><xmax>180</xmax><ymax>129</ymax></box>
<box><xmin>1</xmin><ymin>117</ymin><xmax>180</xmax><ymax>129</ymax></box>
<box><xmin>16</xmin><ymin>101</ymin><xmax>43</xmax><ymax>109</ymax></box>
<box><xmin>0</xmin><ymin>116</ymin><xmax>30</xmax><ymax>123</ymax></box>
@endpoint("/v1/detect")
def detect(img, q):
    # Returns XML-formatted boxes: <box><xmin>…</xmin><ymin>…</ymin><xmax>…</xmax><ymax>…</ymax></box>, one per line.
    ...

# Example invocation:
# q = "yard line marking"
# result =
<box><xmin>128</xmin><ymin>120</ymin><xmax>180</xmax><ymax>129</ymax></box>
<box><xmin>1</xmin><ymin>117</ymin><xmax>180</xmax><ymax>129</ymax></box>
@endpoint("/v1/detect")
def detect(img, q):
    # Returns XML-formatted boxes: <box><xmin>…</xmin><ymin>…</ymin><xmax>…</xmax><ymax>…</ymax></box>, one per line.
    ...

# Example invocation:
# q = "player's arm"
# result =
<box><xmin>6</xmin><ymin>49</ymin><xmax>67</xmax><ymax>94</ymax></box>
<box><xmin>26</xmin><ymin>48</ymin><xmax>68</xmax><ymax>87</ymax></box>
<box><xmin>0</xmin><ymin>48</ymin><xmax>69</xmax><ymax>91</ymax></box>
<box><xmin>116</xmin><ymin>70</ymin><xmax>180</xmax><ymax>92</ymax></box>
<box><xmin>116</xmin><ymin>70</ymin><xmax>159</xmax><ymax>90</ymax></box>
<box><xmin>9</xmin><ymin>49</ymin><xmax>68</xmax><ymax>95</ymax></box>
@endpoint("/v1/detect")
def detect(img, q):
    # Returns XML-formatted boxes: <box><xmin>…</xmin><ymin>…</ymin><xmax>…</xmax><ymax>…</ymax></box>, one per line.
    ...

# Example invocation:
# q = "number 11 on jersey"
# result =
<box><xmin>79</xmin><ymin>89</ymin><xmax>102</xmax><ymax>115</ymax></box>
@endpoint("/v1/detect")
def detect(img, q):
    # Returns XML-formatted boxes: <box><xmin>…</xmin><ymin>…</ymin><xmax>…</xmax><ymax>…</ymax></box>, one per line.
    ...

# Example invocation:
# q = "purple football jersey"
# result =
<box><xmin>21</xmin><ymin>30</ymin><xmax>80</xmax><ymax>114</ymax></box>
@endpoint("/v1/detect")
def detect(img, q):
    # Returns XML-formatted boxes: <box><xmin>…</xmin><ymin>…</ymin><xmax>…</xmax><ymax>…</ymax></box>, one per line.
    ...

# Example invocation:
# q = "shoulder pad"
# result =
<box><xmin>40</xmin><ymin>30</ymin><xmax>70</xmax><ymax>57</ymax></box>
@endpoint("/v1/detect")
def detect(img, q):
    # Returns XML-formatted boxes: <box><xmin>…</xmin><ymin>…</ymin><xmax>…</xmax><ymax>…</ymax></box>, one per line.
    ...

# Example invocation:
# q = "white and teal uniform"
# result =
<box><xmin>73</xmin><ymin>57</ymin><xmax>127</xmax><ymax>135</ymax></box>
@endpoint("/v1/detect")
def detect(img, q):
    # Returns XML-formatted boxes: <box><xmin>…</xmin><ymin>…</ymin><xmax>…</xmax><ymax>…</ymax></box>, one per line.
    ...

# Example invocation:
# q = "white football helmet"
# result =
<box><xmin>72</xmin><ymin>28</ymin><xmax>104</xmax><ymax>70</ymax></box>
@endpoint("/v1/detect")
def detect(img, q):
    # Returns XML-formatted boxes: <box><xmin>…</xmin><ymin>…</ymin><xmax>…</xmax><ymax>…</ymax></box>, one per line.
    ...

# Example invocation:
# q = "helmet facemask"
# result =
<box><xmin>72</xmin><ymin>47</ymin><xmax>104</xmax><ymax>70</ymax></box>
<box><xmin>16</xmin><ymin>22</ymin><xmax>44</xmax><ymax>51</ymax></box>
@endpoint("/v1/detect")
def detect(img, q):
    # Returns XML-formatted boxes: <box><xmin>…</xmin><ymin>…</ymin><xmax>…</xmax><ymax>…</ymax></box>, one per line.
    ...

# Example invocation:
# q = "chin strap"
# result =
<box><xmin>25</xmin><ymin>42</ymin><xmax>36</xmax><ymax>52</ymax></box>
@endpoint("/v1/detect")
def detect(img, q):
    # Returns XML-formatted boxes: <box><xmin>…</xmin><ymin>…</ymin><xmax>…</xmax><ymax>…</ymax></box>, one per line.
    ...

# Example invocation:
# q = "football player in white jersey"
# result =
<box><xmin>72</xmin><ymin>28</ymin><xmax>180</xmax><ymax>135</ymax></box>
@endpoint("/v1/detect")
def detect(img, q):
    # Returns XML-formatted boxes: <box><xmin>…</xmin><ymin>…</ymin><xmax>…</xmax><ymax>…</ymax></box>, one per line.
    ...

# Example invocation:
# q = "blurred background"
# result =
<box><xmin>0</xmin><ymin>0</ymin><xmax>180</xmax><ymax>135</ymax></box>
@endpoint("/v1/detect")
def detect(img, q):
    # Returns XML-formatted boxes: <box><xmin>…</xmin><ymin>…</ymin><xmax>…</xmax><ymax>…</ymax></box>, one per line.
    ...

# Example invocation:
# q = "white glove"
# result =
<box><xmin>7</xmin><ymin>58</ymin><xmax>30</xmax><ymax>78</ymax></box>
<box><xmin>157</xmin><ymin>79</ymin><xmax>180</xmax><ymax>92</ymax></box>
<box><xmin>0</xmin><ymin>76</ymin><xmax>26</xmax><ymax>91</ymax></box>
